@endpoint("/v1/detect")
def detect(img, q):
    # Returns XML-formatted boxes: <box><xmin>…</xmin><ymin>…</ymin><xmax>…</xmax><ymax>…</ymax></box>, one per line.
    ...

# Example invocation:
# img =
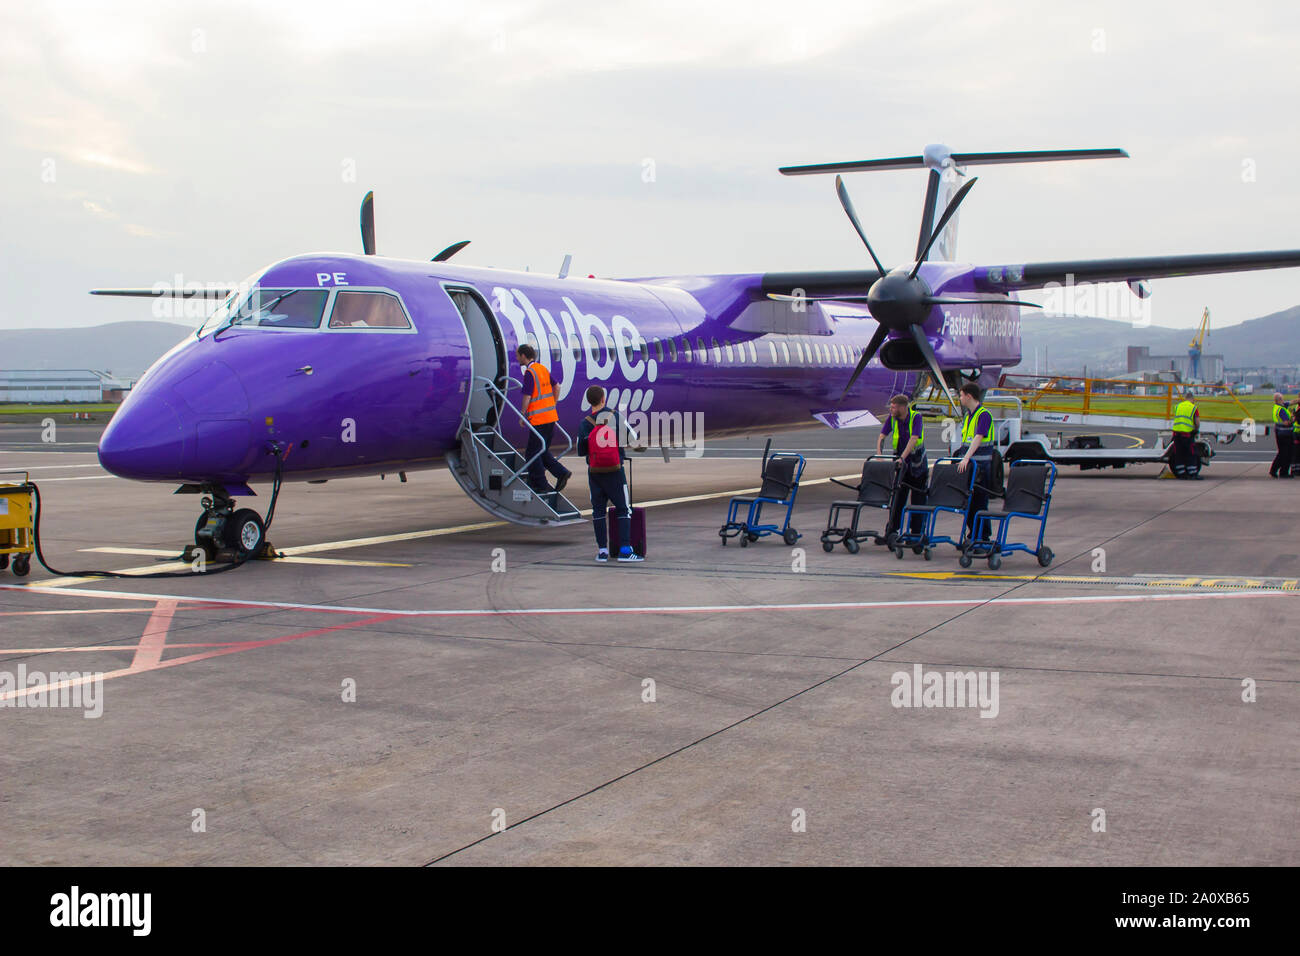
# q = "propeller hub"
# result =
<box><xmin>866</xmin><ymin>271</ymin><xmax>933</xmax><ymax>330</ymax></box>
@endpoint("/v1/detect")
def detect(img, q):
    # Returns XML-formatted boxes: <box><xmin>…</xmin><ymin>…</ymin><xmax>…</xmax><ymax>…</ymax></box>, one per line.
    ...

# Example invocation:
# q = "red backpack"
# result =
<box><xmin>587</xmin><ymin>411</ymin><xmax>621</xmax><ymax>468</ymax></box>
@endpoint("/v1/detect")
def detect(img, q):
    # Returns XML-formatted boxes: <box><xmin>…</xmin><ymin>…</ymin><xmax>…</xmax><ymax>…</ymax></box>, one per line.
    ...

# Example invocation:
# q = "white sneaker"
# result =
<box><xmin>595</xmin><ymin>550</ymin><xmax>609</xmax><ymax>563</ymax></box>
<box><xmin>617</xmin><ymin>550</ymin><xmax>644</xmax><ymax>563</ymax></box>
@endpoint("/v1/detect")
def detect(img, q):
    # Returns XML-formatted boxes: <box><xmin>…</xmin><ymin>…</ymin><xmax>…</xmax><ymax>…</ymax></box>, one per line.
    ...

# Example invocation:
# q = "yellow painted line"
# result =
<box><xmin>276</xmin><ymin>475</ymin><xmax>859</xmax><ymax>556</ymax></box>
<box><xmin>885</xmin><ymin>570</ymin><xmax>1300</xmax><ymax>590</ymax></box>
<box><xmin>80</xmin><ymin>547</ymin><xmax>409</xmax><ymax>568</ymax></box>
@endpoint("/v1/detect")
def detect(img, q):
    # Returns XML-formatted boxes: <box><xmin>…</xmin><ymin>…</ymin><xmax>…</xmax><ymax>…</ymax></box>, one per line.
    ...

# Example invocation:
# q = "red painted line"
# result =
<box><xmin>129</xmin><ymin>599</ymin><xmax>177</xmax><ymax>671</ymax></box>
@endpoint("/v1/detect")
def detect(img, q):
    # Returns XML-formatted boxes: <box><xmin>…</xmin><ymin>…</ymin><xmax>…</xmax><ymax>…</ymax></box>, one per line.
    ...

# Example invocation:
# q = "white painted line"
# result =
<box><xmin>1</xmin><ymin>582</ymin><xmax>1290</xmax><ymax>619</ymax></box>
<box><xmin>80</xmin><ymin>547</ymin><xmax>409</xmax><ymax>568</ymax></box>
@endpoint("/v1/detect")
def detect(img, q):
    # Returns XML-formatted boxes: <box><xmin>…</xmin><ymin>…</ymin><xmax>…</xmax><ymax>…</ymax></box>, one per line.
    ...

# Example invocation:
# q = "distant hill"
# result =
<box><xmin>1015</xmin><ymin>305</ymin><xmax>1300</xmax><ymax>376</ymax></box>
<box><xmin>0</xmin><ymin>322</ymin><xmax>194</xmax><ymax>379</ymax></box>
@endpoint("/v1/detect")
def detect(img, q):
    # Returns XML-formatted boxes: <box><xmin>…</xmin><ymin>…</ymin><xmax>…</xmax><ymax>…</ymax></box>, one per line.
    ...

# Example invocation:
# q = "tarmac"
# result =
<box><xmin>0</xmin><ymin>420</ymin><xmax>1295</xmax><ymax>865</ymax></box>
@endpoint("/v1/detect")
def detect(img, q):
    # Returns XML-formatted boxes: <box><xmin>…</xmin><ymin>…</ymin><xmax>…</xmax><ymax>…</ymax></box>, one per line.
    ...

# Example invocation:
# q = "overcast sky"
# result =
<box><xmin>3</xmin><ymin>0</ymin><xmax>1299</xmax><ymax>333</ymax></box>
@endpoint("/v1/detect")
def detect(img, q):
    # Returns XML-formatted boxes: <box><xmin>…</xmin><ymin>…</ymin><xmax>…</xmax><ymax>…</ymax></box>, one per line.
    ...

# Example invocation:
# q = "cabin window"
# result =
<box><xmin>711</xmin><ymin>337</ymin><xmax>722</xmax><ymax>363</ymax></box>
<box><xmin>570</xmin><ymin>335</ymin><xmax>583</xmax><ymax>361</ymax></box>
<box><xmin>697</xmin><ymin>337</ymin><xmax>708</xmax><ymax>363</ymax></box>
<box><xmin>668</xmin><ymin>338</ymin><xmax>678</xmax><ymax>361</ymax></box>
<box><xmin>679</xmin><ymin>338</ymin><xmax>689</xmax><ymax>362</ymax></box>
<box><xmin>587</xmin><ymin>332</ymin><xmax>602</xmax><ymax>362</ymax></box>
<box><xmin>654</xmin><ymin>339</ymin><xmax>664</xmax><ymax>362</ymax></box>
<box><xmin>780</xmin><ymin>342</ymin><xmax>789</xmax><ymax>364</ymax></box>
<box><xmin>767</xmin><ymin>342</ymin><xmax>777</xmax><ymax>364</ymax></box>
<box><xmin>749</xmin><ymin>342</ymin><xmax>759</xmax><ymax>363</ymax></box>
<box><xmin>548</xmin><ymin>333</ymin><xmax>562</xmax><ymax>370</ymax></box>
<box><xmin>733</xmin><ymin>341</ymin><xmax>744</xmax><ymax>363</ymax></box>
<box><xmin>328</xmin><ymin>291</ymin><xmax>411</xmax><ymax>329</ymax></box>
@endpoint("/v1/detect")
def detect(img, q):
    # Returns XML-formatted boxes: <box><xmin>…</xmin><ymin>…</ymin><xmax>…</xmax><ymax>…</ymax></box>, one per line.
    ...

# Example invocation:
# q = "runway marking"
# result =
<box><xmin>0</xmin><ymin>607</ymin><xmax>154</xmax><ymax>616</ymax></box>
<box><xmin>129</xmin><ymin>599</ymin><xmax>176</xmax><ymax>670</ymax></box>
<box><xmin>276</xmin><ymin>474</ymin><xmax>858</xmax><ymax>557</ymax></box>
<box><xmin>2</xmin><ymin>582</ymin><xmax>1291</xmax><ymax>619</ymax></box>
<box><xmin>886</xmin><ymin>571</ymin><xmax>1300</xmax><ymax>590</ymax></box>
<box><xmin>80</xmin><ymin>547</ymin><xmax>411</xmax><ymax>568</ymax></box>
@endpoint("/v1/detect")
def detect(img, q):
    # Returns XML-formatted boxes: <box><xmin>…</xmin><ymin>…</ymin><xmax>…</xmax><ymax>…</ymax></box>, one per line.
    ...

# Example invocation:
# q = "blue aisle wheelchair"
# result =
<box><xmin>720</xmin><ymin>448</ymin><xmax>805</xmax><ymax>547</ymax></box>
<box><xmin>888</xmin><ymin>457</ymin><xmax>975</xmax><ymax>561</ymax></box>
<box><xmin>961</xmin><ymin>460</ymin><xmax>1057</xmax><ymax>570</ymax></box>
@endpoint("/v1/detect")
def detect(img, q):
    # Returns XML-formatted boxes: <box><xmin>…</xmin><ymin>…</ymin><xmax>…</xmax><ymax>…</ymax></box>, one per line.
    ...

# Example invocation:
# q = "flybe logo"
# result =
<box><xmin>493</xmin><ymin>288</ymin><xmax>659</xmax><ymax>402</ymax></box>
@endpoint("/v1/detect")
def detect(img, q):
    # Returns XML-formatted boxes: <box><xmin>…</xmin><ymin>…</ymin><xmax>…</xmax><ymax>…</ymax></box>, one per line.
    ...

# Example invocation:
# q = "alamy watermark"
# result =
<box><xmin>1</xmin><ymin>666</ymin><xmax>104</xmax><ymax>718</ymax></box>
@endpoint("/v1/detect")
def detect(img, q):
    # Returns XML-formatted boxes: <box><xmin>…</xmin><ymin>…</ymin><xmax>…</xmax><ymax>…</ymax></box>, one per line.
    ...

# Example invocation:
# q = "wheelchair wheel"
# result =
<box><xmin>822</xmin><ymin>540</ymin><xmax>834</xmax><ymax>553</ymax></box>
<box><xmin>987</xmin><ymin>552</ymin><xmax>1002</xmax><ymax>570</ymax></box>
<box><xmin>923</xmin><ymin>549</ymin><xmax>932</xmax><ymax>561</ymax></box>
<box><xmin>739</xmin><ymin>535</ymin><xmax>749</xmax><ymax>547</ymax></box>
<box><xmin>783</xmin><ymin>528</ymin><xmax>799</xmax><ymax>546</ymax></box>
<box><xmin>746</xmin><ymin>532</ymin><xmax>759</xmax><ymax>543</ymax></box>
<box><xmin>885</xmin><ymin>531</ymin><xmax>898</xmax><ymax>548</ymax></box>
<box><xmin>958</xmin><ymin>552</ymin><xmax>973</xmax><ymax>568</ymax></box>
<box><xmin>911</xmin><ymin>545</ymin><xmax>923</xmax><ymax>555</ymax></box>
<box><xmin>844</xmin><ymin>538</ymin><xmax>860</xmax><ymax>554</ymax></box>
<box><xmin>893</xmin><ymin>546</ymin><xmax>904</xmax><ymax>559</ymax></box>
<box><xmin>1037</xmin><ymin>547</ymin><xmax>1054</xmax><ymax>568</ymax></box>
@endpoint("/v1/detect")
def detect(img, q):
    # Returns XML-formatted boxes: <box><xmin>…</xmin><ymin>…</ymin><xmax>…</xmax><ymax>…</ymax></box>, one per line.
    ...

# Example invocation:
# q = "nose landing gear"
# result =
<box><xmin>183</xmin><ymin>487</ymin><xmax>276</xmax><ymax>564</ymax></box>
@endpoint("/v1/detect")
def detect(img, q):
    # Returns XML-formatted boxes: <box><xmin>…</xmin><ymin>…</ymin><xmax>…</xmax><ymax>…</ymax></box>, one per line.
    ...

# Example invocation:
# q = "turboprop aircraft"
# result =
<box><xmin>90</xmin><ymin>145</ymin><xmax>1300</xmax><ymax>559</ymax></box>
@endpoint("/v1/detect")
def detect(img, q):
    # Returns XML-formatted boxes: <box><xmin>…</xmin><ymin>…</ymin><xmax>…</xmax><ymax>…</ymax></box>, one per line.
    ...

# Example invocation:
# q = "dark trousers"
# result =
<box><xmin>965</xmin><ymin>455</ymin><xmax>993</xmax><ymax>535</ymax></box>
<box><xmin>886</xmin><ymin>468</ymin><xmax>928</xmax><ymax>538</ymax></box>
<box><xmin>589</xmin><ymin>469</ymin><xmax>630</xmax><ymax>550</ymax></box>
<box><xmin>1292</xmin><ymin>437</ymin><xmax>1300</xmax><ymax>477</ymax></box>
<box><xmin>1171</xmin><ymin>432</ymin><xmax>1198</xmax><ymax>478</ymax></box>
<box><xmin>525</xmin><ymin>421</ymin><xmax>570</xmax><ymax>491</ymax></box>
<box><xmin>1271</xmin><ymin>431</ymin><xmax>1294</xmax><ymax>477</ymax></box>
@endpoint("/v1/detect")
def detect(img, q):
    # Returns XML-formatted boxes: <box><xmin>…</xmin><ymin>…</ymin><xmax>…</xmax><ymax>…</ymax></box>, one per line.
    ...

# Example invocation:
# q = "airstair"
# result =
<box><xmin>444</xmin><ymin>376</ymin><xmax>584</xmax><ymax>527</ymax></box>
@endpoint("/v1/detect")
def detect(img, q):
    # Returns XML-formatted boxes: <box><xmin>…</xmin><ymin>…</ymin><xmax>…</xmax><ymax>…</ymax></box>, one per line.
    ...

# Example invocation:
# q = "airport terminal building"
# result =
<box><xmin>0</xmin><ymin>369</ymin><xmax>130</xmax><ymax>403</ymax></box>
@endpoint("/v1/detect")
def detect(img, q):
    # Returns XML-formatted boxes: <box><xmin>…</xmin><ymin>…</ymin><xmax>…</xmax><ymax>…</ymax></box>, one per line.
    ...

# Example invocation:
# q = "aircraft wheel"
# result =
<box><xmin>783</xmin><ymin>528</ymin><xmax>799</xmax><ymax>546</ymax></box>
<box><xmin>12</xmin><ymin>554</ymin><xmax>31</xmax><ymax>577</ymax></box>
<box><xmin>822</xmin><ymin>540</ymin><xmax>834</xmax><ymax>553</ymax></box>
<box><xmin>988</xmin><ymin>552</ymin><xmax>1002</xmax><ymax>571</ymax></box>
<box><xmin>226</xmin><ymin>509</ymin><xmax>265</xmax><ymax>559</ymax></box>
<box><xmin>1037</xmin><ymin>547</ymin><xmax>1054</xmax><ymax>568</ymax></box>
<box><xmin>844</xmin><ymin>538</ymin><xmax>860</xmax><ymax>555</ymax></box>
<box><xmin>959</xmin><ymin>552</ymin><xmax>973</xmax><ymax>569</ymax></box>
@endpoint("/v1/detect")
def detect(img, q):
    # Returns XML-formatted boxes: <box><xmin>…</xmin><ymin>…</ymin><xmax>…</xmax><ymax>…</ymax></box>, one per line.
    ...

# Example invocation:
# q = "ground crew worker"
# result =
<box><xmin>875</xmin><ymin>394</ymin><xmax>928</xmax><ymax>541</ymax></box>
<box><xmin>956</xmin><ymin>383</ymin><xmax>995</xmax><ymax>534</ymax></box>
<box><xmin>576</xmin><ymin>385</ymin><xmax>642</xmax><ymax>563</ymax></box>
<box><xmin>517</xmin><ymin>344</ymin><xmax>572</xmax><ymax>496</ymax></box>
<box><xmin>1170</xmin><ymin>389</ymin><xmax>1201</xmax><ymax>480</ymax></box>
<box><xmin>1270</xmin><ymin>392</ymin><xmax>1294</xmax><ymax>479</ymax></box>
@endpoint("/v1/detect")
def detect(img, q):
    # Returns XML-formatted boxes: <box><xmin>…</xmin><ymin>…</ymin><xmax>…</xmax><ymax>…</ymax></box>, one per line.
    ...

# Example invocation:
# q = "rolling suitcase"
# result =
<box><xmin>606</xmin><ymin>458</ymin><xmax>646</xmax><ymax>557</ymax></box>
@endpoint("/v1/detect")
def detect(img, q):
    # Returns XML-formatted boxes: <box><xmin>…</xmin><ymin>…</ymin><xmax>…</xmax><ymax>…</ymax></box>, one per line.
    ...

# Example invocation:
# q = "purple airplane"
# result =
<box><xmin>91</xmin><ymin>145</ymin><xmax>1300</xmax><ymax>560</ymax></box>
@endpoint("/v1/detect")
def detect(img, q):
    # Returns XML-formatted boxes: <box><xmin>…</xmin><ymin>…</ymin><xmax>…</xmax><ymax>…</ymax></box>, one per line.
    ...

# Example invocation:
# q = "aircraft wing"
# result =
<box><xmin>972</xmin><ymin>249</ymin><xmax>1300</xmax><ymax>291</ymax></box>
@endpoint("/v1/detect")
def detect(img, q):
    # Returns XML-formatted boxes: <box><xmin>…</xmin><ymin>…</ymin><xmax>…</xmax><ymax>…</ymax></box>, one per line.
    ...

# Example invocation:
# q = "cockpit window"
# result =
<box><xmin>201</xmin><ymin>287</ymin><xmax>329</xmax><ymax>334</ymax></box>
<box><xmin>328</xmin><ymin>291</ymin><xmax>411</xmax><ymax>329</ymax></box>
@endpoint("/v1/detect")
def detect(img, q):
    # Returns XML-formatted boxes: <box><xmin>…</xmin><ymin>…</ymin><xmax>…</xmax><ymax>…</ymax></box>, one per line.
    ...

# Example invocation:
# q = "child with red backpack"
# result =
<box><xmin>577</xmin><ymin>385</ymin><xmax>643</xmax><ymax>563</ymax></box>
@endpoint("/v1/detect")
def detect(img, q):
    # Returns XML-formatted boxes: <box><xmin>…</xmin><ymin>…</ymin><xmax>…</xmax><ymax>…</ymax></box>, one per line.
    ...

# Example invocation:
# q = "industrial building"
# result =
<box><xmin>0</xmin><ymin>369</ymin><xmax>131</xmax><ymax>403</ymax></box>
<box><xmin>1126</xmin><ymin>345</ymin><xmax>1225</xmax><ymax>383</ymax></box>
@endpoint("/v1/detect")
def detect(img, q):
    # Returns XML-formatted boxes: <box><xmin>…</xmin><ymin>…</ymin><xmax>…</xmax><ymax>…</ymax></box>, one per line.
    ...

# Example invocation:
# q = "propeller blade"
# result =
<box><xmin>910</xmin><ymin>176</ymin><xmax>978</xmax><ymax>279</ymax></box>
<box><xmin>767</xmin><ymin>292</ymin><xmax>873</xmax><ymax>303</ymax></box>
<box><xmin>924</xmin><ymin>296</ymin><xmax>1042</xmax><ymax>308</ymax></box>
<box><xmin>834</xmin><ymin>175</ymin><xmax>888</xmax><ymax>279</ymax></box>
<box><xmin>360</xmin><ymin>190</ymin><xmax>376</xmax><ymax>255</ymax></box>
<box><xmin>910</xmin><ymin>325</ymin><xmax>958</xmax><ymax>411</ymax></box>
<box><xmin>432</xmin><ymin>240</ymin><xmax>470</xmax><ymax>262</ymax></box>
<box><xmin>841</xmin><ymin>324</ymin><xmax>890</xmax><ymax>400</ymax></box>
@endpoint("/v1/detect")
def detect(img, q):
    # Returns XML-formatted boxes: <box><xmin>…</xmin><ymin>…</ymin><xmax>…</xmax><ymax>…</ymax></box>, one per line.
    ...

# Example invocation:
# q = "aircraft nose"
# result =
<box><xmin>97</xmin><ymin>397</ymin><xmax>187</xmax><ymax>480</ymax></box>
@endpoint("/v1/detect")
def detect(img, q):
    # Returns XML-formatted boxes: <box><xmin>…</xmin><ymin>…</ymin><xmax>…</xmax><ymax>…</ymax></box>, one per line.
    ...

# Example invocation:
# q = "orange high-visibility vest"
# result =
<box><xmin>524</xmin><ymin>362</ymin><xmax>559</xmax><ymax>425</ymax></box>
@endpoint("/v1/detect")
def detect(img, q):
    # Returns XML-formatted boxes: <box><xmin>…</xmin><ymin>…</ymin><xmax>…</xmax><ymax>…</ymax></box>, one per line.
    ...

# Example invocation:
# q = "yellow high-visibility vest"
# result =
<box><xmin>1172</xmin><ymin>400</ymin><xmax>1196</xmax><ymax>433</ymax></box>
<box><xmin>961</xmin><ymin>405</ymin><xmax>993</xmax><ymax>444</ymax></box>
<box><xmin>889</xmin><ymin>407</ymin><xmax>924</xmax><ymax>455</ymax></box>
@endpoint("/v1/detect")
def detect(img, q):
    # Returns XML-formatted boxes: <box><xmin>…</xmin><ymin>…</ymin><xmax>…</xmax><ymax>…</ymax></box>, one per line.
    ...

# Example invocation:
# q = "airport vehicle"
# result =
<box><xmin>960</xmin><ymin>460</ymin><xmax>1057</xmax><ymax>570</ymax></box>
<box><xmin>89</xmin><ymin>145</ymin><xmax>1300</xmax><ymax>557</ymax></box>
<box><xmin>719</xmin><ymin>448</ymin><xmax>805</xmax><ymax>546</ymax></box>
<box><xmin>0</xmin><ymin>472</ymin><xmax>34</xmax><ymax>577</ymax></box>
<box><xmin>933</xmin><ymin>393</ymin><xmax>1216</xmax><ymax>473</ymax></box>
